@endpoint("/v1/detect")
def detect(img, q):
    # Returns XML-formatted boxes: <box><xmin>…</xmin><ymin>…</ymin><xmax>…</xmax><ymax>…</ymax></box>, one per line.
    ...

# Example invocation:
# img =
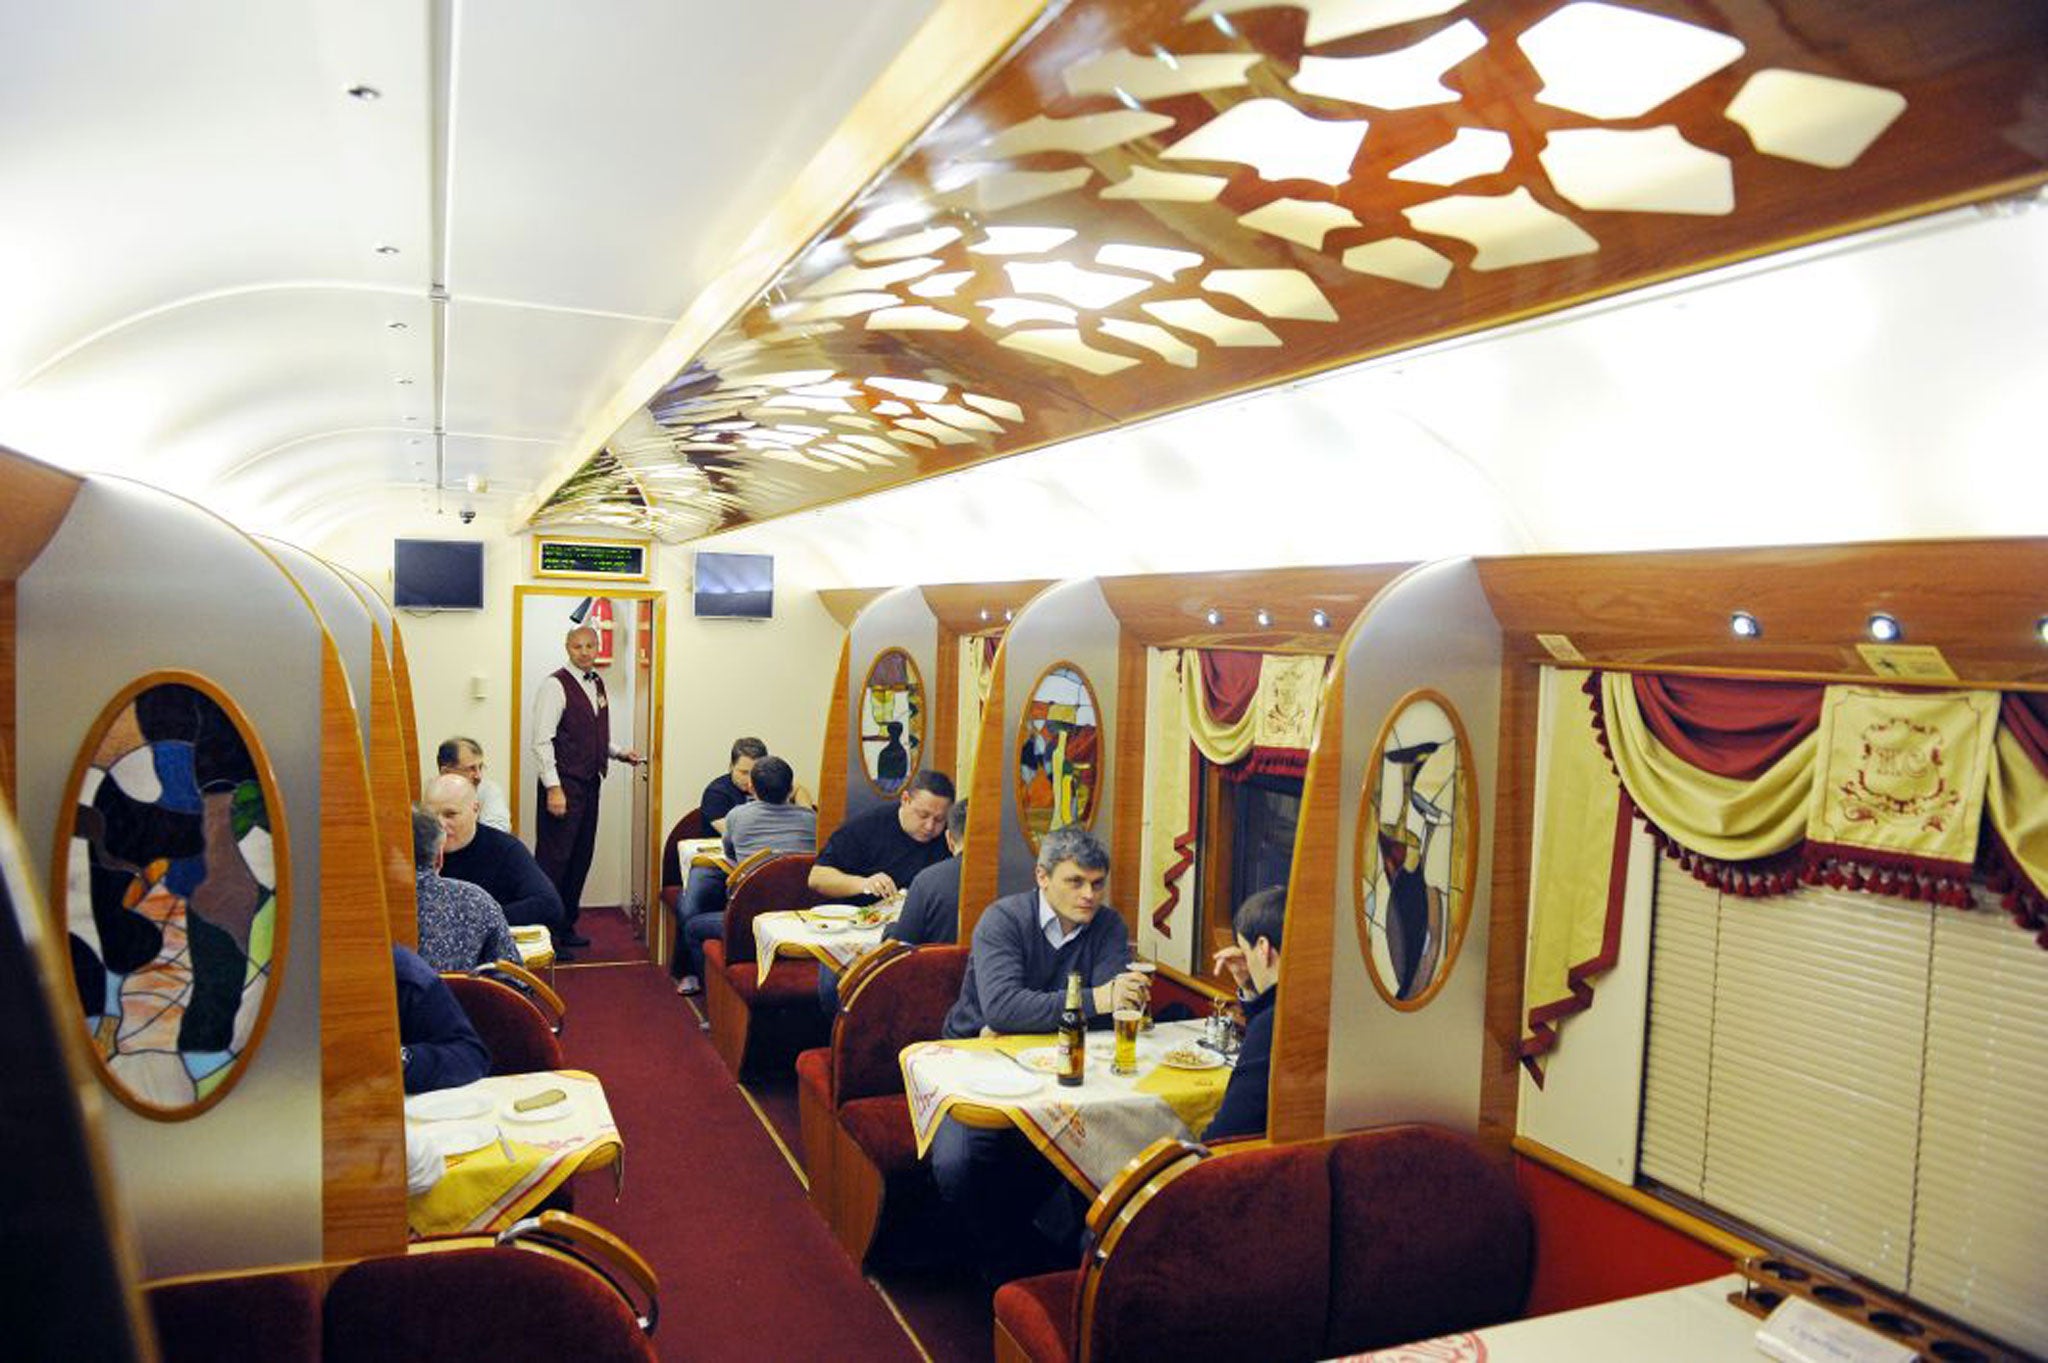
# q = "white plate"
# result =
<box><xmin>405</xmin><ymin>1089</ymin><xmax>492</xmax><ymax>1122</ymax></box>
<box><xmin>964</xmin><ymin>1068</ymin><xmax>1043</xmax><ymax>1099</ymax></box>
<box><xmin>809</xmin><ymin>920</ymin><xmax>847</xmax><ymax>934</ymax></box>
<box><xmin>1012</xmin><ymin>1045</ymin><xmax>1067</xmax><ymax>1075</ymax></box>
<box><xmin>1157</xmin><ymin>1045</ymin><xmax>1227</xmax><ymax>1071</ymax></box>
<box><xmin>501</xmin><ymin>1090</ymin><xmax>574</xmax><ymax>1123</ymax></box>
<box><xmin>807</xmin><ymin>904</ymin><xmax>858</xmax><ymax>921</ymax></box>
<box><xmin>422</xmin><ymin>1121</ymin><xmax>496</xmax><ymax>1156</ymax></box>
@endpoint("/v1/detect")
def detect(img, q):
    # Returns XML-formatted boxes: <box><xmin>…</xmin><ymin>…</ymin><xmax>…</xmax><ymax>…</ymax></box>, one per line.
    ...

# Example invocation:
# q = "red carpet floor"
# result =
<box><xmin>551</xmin><ymin>910</ymin><xmax>928</xmax><ymax>1361</ymax></box>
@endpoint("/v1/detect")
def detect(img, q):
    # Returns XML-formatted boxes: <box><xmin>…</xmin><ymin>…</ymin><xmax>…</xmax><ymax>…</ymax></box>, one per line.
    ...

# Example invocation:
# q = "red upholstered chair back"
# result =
<box><xmin>832</xmin><ymin>944</ymin><xmax>969</xmax><ymax>1105</ymax></box>
<box><xmin>659</xmin><ymin>807</ymin><xmax>709</xmax><ymax>905</ymax></box>
<box><xmin>1085</xmin><ymin>1141</ymin><xmax>1334</xmax><ymax>1363</ymax></box>
<box><xmin>1319</xmin><ymin>1125</ymin><xmax>1534</xmax><ymax>1356</ymax></box>
<box><xmin>442</xmin><ymin>974</ymin><xmax>564</xmax><ymax>1075</ymax></box>
<box><xmin>721</xmin><ymin>852</ymin><xmax>822</xmax><ymax>965</ymax></box>
<box><xmin>147</xmin><ymin>1269</ymin><xmax>324</xmax><ymax>1363</ymax></box>
<box><xmin>323</xmin><ymin>1247</ymin><xmax>655</xmax><ymax>1363</ymax></box>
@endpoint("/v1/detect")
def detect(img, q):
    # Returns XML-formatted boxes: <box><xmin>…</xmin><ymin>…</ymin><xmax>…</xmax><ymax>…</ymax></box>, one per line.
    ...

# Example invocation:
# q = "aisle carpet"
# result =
<box><xmin>552</xmin><ymin>917</ymin><xmax>922</xmax><ymax>1363</ymax></box>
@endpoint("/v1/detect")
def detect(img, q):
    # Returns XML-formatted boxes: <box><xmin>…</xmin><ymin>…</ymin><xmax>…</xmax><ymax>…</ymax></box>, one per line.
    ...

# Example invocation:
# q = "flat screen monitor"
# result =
<box><xmin>694</xmin><ymin>551</ymin><xmax>773</xmax><ymax>619</ymax></box>
<box><xmin>393</xmin><ymin>539</ymin><xmax>484</xmax><ymax>610</ymax></box>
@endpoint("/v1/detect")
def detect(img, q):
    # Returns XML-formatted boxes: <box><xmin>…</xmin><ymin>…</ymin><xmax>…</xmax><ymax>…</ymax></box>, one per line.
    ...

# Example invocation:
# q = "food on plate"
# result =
<box><xmin>1163</xmin><ymin>1044</ymin><xmax>1210</xmax><ymax>1067</ymax></box>
<box><xmin>513</xmin><ymin>1087</ymin><xmax>567</xmax><ymax>1112</ymax></box>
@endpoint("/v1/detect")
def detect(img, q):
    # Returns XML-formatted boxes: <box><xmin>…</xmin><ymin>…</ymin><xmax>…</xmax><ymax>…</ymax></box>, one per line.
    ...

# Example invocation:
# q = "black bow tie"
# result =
<box><xmin>583</xmin><ymin>670</ymin><xmax>599</xmax><ymax>682</ymax></box>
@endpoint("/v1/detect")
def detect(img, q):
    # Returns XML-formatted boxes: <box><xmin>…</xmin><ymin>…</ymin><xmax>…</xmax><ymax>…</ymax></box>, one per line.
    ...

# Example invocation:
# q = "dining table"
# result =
<box><xmin>751</xmin><ymin>900</ymin><xmax>898</xmax><ymax>973</ymax></box>
<box><xmin>901</xmin><ymin>1019</ymin><xmax>1233</xmax><ymax>1195</ymax></box>
<box><xmin>402</xmin><ymin>1068</ymin><xmax>622</xmax><ymax>1237</ymax></box>
<box><xmin>1329</xmin><ymin>1275</ymin><xmax>1765</xmax><ymax>1362</ymax></box>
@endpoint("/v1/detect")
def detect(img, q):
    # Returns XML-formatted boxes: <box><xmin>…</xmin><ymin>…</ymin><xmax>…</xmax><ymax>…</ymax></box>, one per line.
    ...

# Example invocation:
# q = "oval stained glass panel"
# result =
<box><xmin>860</xmin><ymin>647</ymin><xmax>925</xmax><ymax>796</ymax></box>
<box><xmin>1352</xmin><ymin>690</ymin><xmax>1476</xmax><ymax>1010</ymax></box>
<box><xmin>59</xmin><ymin>676</ymin><xmax>289</xmax><ymax>1118</ymax></box>
<box><xmin>1017</xmin><ymin>661</ymin><xmax>1102</xmax><ymax>850</ymax></box>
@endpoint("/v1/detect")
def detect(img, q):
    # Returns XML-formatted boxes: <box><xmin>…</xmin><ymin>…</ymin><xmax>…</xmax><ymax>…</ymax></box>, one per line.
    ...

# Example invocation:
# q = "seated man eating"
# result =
<box><xmin>423</xmin><ymin>773</ymin><xmax>569</xmax><ymax>957</ymax></box>
<box><xmin>675</xmin><ymin>755</ymin><xmax>817</xmax><ymax>995</ymax></box>
<box><xmin>931</xmin><ymin>825</ymin><xmax>1149</xmax><ymax>1284</ymax></box>
<box><xmin>810</xmin><ymin>770</ymin><xmax>956</xmax><ymax>1011</ymax></box>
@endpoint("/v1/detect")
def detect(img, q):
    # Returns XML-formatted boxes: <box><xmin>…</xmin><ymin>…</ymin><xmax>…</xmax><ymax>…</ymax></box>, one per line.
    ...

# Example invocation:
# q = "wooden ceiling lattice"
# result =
<box><xmin>532</xmin><ymin>0</ymin><xmax>2048</xmax><ymax>540</ymax></box>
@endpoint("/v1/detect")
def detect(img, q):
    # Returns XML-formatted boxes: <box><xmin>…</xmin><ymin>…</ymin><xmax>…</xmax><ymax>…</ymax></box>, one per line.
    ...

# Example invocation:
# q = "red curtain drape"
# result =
<box><xmin>1631</xmin><ymin>673</ymin><xmax>1822</xmax><ymax>779</ymax></box>
<box><xmin>1197</xmin><ymin>650</ymin><xmax>1261</xmax><ymax>724</ymax></box>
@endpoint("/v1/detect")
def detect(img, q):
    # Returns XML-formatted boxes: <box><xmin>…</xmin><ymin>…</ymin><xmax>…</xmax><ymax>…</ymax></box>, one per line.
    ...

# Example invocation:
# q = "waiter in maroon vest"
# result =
<box><xmin>532</xmin><ymin>624</ymin><xmax>641</xmax><ymax>946</ymax></box>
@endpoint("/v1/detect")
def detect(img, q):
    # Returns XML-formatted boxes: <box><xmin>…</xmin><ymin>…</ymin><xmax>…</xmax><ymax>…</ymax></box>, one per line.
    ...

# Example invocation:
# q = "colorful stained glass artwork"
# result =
<box><xmin>1355</xmin><ymin>692</ymin><xmax>1474</xmax><ymax>1009</ymax></box>
<box><xmin>63</xmin><ymin>679</ymin><xmax>285</xmax><ymax>1116</ymax></box>
<box><xmin>861</xmin><ymin>647</ymin><xmax>925</xmax><ymax>796</ymax></box>
<box><xmin>1017</xmin><ymin>663</ymin><xmax>1101</xmax><ymax>848</ymax></box>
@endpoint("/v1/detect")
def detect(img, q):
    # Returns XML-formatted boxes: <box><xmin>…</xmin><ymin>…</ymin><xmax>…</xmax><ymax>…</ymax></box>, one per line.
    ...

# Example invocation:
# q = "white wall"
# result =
<box><xmin>310</xmin><ymin>508</ymin><xmax>845</xmax><ymax>888</ymax></box>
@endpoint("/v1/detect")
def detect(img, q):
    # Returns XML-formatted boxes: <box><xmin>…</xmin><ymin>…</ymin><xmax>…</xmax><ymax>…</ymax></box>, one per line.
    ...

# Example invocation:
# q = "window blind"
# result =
<box><xmin>1639</xmin><ymin>863</ymin><xmax>2048</xmax><ymax>1356</ymax></box>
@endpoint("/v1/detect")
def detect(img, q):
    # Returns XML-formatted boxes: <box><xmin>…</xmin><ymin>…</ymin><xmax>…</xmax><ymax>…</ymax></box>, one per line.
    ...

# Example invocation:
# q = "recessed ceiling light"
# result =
<box><xmin>347</xmin><ymin>84</ymin><xmax>381</xmax><ymax>101</ymax></box>
<box><xmin>1255</xmin><ymin>609</ymin><xmax>1272</xmax><ymax>628</ymax></box>
<box><xmin>1729</xmin><ymin>610</ymin><xmax>1761</xmax><ymax>638</ymax></box>
<box><xmin>375</xmin><ymin>244</ymin><xmax>401</xmax><ymax>255</ymax></box>
<box><xmin>1867</xmin><ymin>612</ymin><xmax>1902</xmax><ymax>642</ymax></box>
<box><xmin>2035</xmin><ymin>615</ymin><xmax>2048</xmax><ymax>645</ymax></box>
<box><xmin>1311</xmin><ymin>608</ymin><xmax>1331</xmax><ymax>629</ymax></box>
<box><xmin>978</xmin><ymin>608</ymin><xmax>990</xmax><ymax>622</ymax></box>
<box><xmin>1205</xmin><ymin>608</ymin><xmax>1223</xmax><ymax>626</ymax></box>
<box><xmin>1003</xmin><ymin>609</ymin><xmax>1013</xmax><ymax>622</ymax></box>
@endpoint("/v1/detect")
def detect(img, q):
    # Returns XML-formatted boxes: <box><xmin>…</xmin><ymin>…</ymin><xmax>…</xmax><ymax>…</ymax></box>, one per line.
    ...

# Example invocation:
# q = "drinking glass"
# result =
<box><xmin>1128</xmin><ymin>957</ymin><xmax>1158</xmax><ymax>1031</ymax></box>
<box><xmin>1112</xmin><ymin>1008</ymin><xmax>1142</xmax><ymax>1076</ymax></box>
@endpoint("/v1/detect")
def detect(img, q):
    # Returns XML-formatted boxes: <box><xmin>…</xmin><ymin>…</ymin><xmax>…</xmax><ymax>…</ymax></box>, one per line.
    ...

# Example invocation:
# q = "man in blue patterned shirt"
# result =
<box><xmin>411</xmin><ymin>805</ymin><xmax>517</xmax><ymax>973</ymax></box>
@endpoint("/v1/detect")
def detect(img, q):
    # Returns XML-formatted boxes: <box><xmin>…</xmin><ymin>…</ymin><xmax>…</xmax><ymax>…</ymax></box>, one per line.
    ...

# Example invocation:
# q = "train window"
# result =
<box><xmin>1639</xmin><ymin>860</ymin><xmax>2048</xmax><ymax>1357</ymax></box>
<box><xmin>1192</xmin><ymin>765</ymin><xmax>1301</xmax><ymax>972</ymax></box>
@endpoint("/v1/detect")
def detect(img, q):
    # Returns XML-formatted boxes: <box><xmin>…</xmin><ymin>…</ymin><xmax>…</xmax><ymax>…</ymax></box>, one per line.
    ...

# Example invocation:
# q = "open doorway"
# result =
<box><xmin>511</xmin><ymin>585</ymin><xmax>665</xmax><ymax>951</ymax></box>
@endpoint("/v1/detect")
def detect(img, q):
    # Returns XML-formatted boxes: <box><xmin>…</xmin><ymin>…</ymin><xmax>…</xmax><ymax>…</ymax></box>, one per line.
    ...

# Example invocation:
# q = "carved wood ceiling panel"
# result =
<box><xmin>532</xmin><ymin>0</ymin><xmax>2048</xmax><ymax>539</ymax></box>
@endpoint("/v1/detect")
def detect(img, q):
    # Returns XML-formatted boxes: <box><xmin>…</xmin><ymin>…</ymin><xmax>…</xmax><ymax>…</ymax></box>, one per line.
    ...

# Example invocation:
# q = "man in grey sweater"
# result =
<box><xmin>676</xmin><ymin>755</ymin><xmax>816</xmax><ymax>994</ymax></box>
<box><xmin>932</xmin><ymin>826</ymin><xmax>1149</xmax><ymax>1283</ymax></box>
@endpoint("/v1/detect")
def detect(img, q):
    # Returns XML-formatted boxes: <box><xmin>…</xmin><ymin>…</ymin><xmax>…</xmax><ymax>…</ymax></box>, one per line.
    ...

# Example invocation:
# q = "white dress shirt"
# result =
<box><xmin>475</xmin><ymin>776</ymin><xmax>512</xmax><ymax>832</ymax></box>
<box><xmin>531</xmin><ymin>668</ymin><xmax>625</xmax><ymax>789</ymax></box>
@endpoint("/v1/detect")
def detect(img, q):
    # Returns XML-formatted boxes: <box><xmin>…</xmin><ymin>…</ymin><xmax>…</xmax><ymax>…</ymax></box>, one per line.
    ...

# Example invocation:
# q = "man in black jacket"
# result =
<box><xmin>1202</xmin><ymin>884</ymin><xmax>1286</xmax><ymax>1143</ymax></box>
<box><xmin>424</xmin><ymin>773</ymin><xmax>569</xmax><ymax>956</ymax></box>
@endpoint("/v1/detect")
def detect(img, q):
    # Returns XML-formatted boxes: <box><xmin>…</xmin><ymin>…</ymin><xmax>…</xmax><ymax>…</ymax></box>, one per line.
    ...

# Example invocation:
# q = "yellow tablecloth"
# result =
<box><xmin>902</xmin><ymin>1020</ymin><xmax>1231</xmax><ymax>1193</ymax></box>
<box><xmin>510</xmin><ymin>924</ymin><xmax>554</xmax><ymax>969</ymax></box>
<box><xmin>752</xmin><ymin>906</ymin><xmax>896</xmax><ymax>972</ymax></box>
<box><xmin>405</xmin><ymin>1069</ymin><xmax>620</xmax><ymax>1236</ymax></box>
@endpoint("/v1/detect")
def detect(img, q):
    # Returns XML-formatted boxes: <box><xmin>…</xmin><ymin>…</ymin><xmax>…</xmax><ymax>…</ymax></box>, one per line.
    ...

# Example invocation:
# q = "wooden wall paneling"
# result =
<box><xmin>1111</xmin><ymin>627</ymin><xmax>1147</xmax><ymax>925</ymax></box>
<box><xmin>317</xmin><ymin>640</ymin><xmax>407</xmax><ymax>1259</ymax></box>
<box><xmin>1268</xmin><ymin>665</ymin><xmax>1341</xmax><ymax>1145</ymax></box>
<box><xmin>932</xmin><ymin>622</ymin><xmax>960</xmax><ymax>793</ymax></box>
<box><xmin>388</xmin><ymin>617</ymin><xmax>423</xmax><ymax>787</ymax></box>
<box><xmin>365</xmin><ymin>632</ymin><xmax>418</xmax><ymax>952</ymax></box>
<box><xmin>0</xmin><ymin>447</ymin><xmax>82</xmax><ymax>582</ymax></box>
<box><xmin>920</xmin><ymin>581</ymin><xmax>1057</xmax><ymax>637</ymax></box>
<box><xmin>1477</xmin><ymin>538</ymin><xmax>2048</xmax><ymax>687</ymax></box>
<box><xmin>818</xmin><ymin>587</ymin><xmax>889</xmax><ymax>629</ymax></box>
<box><xmin>958</xmin><ymin>644</ymin><xmax>1008</xmax><ymax>941</ymax></box>
<box><xmin>1097</xmin><ymin>563</ymin><xmax>1409</xmax><ymax>654</ymax></box>
<box><xmin>1480</xmin><ymin>656</ymin><xmax>1542</xmax><ymax>1159</ymax></box>
<box><xmin>816</xmin><ymin>636</ymin><xmax>851</xmax><ymax>837</ymax></box>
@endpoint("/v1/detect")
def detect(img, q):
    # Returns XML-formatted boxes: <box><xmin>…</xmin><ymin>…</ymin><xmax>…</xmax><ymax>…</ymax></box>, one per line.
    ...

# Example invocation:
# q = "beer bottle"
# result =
<box><xmin>1058</xmin><ymin>970</ymin><xmax>1085</xmax><ymax>1088</ymax></box>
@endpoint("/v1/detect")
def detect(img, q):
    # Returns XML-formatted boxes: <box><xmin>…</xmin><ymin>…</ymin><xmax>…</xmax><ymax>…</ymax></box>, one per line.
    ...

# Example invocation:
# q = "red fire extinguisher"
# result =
<box><xmin>589</xmin><ymin>597</ymin><xmax>615</xmax><ymax>667</ymax></box>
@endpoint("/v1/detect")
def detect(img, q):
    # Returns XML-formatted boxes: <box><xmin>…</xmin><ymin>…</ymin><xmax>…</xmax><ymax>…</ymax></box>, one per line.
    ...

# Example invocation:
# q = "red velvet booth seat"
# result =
<box><xmin>796</xmin><ymin>940</ymin><xmax>970</xmax><ymax>1262</ymax></box>
<box><xmin>146</xmin><ymin>1211</ymin><xmax>658</xmax><ymax>1363</ymax></box>
<box><xmin>442</xmin><ymin>963</ymin><xmax>566</xmax><ymax>1075</ymax></box>
<box><xmin>701</xmin><ymin>851</ymin><xmax>828</xmax><ymax>1077</ymax></box>
<box><xmin>992</xmin><ymin>1124</ymin><xmax>1533</xmax><ymax>1363</ymax></box>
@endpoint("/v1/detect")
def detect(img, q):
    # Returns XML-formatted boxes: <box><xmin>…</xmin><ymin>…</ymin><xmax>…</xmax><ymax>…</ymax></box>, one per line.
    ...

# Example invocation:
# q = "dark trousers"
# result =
<box><xmin>671</xmin><ymin>864</ymin><xmax>728</xmax><ymax>978</ymax></box>
<box><xmin>534</xmin><ymin>774</ymin><xmax>600</xmax><ymax>928</ymax></box>
<box><xmin>929</xmin><ymin>1117</ymin><xmax>1077</xmax><ymax>1285</ymax></box>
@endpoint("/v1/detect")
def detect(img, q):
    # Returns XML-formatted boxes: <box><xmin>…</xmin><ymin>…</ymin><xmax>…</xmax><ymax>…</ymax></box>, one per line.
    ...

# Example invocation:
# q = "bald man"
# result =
<box><xmin>531</xmin><ymin>624</ymin><xmax>640</xmax><ymax>946</ymax></box>
<box><xmin>424</xmin><ymin>773</ymin><xmax>567</xmax><ymax>951</ymax></box>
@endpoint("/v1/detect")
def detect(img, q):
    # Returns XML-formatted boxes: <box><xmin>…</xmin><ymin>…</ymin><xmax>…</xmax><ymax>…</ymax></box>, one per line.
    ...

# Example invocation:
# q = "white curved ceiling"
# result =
<box><xmin>0</xmin><ymin>0</ymin><xmax>938</xmax><ymax>533</ymax></box>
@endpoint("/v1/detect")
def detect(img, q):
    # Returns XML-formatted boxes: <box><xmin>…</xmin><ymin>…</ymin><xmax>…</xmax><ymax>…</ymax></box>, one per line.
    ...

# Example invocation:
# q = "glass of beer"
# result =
<box><xmin>1129</xmin><ymin>957</ymin><xmax>1158</xmax><ymax>1031</ymax></box>
<box><xmin>1112</xmin><ymin>1007</ymin><xmax>1142</xmax><ymax>1076</ymax></box>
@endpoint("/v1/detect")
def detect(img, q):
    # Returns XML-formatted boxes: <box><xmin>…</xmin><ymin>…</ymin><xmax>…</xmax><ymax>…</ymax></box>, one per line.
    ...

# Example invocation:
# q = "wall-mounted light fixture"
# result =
<box><xmin>1204</xmin><ymin>608</ymin><xmax>1223</xmax><ymax>626</ymax></box>
<box><xmin>1310</xmin><ymin>608</ymin><xmax>1330</xmax><ymax>629</ymax></box>
<box><xmin>2036</xmin><ymin>615</ymin><xmax>2048</xmax><ymax>645</ymax></box>
<box><xmin>978</xmin><ymin>608</ymin><xmax>990</xmax><ymax>622</ymax></box>
<box><xmin>1729</xmin><ymin>610</ymin><xmax>1761</xmax><ymax>639</ymax></box>
<box><xmin>1003</xmin><ymin>609</ymin><xmax>1013</xmax><ymax>622</ymax></box>
<box><xmin>1255</xmin><ymin>609</ymin><xmax>1272</xmax><ymax>628</ymax></box>
<box><xmin>1867</xmin><ymin>612</ymin><xmax>1902</xmax><ymax>642</ymax></box>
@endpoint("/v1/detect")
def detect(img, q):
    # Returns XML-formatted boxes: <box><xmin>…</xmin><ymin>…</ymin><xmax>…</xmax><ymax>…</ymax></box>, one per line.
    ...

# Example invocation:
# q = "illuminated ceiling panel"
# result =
<box><xmin>532</xmin><ymin>0</ymin><xmax>2048</xmax><ymax>540</ymax></box>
